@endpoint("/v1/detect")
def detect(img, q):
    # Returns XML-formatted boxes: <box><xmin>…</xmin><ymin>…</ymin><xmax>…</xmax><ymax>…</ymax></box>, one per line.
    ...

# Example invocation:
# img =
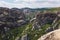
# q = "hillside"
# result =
<box><xmin>0</xmin><ymin>7</ymin><xmax>60</xmax><ymax>40</ymax></box>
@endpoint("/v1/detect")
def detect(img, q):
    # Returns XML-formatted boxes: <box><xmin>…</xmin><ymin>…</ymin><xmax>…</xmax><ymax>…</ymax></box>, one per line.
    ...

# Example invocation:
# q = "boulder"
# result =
<box><xmin>21</xmin><ymin>34</ymin><xmax>29</xmax><ymax>40</ymax></box>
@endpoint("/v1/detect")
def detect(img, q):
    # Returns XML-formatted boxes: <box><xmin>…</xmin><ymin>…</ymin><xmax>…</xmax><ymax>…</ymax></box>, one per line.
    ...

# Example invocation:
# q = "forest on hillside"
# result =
<box><xmin>0</xmin><ymin>7</ymin><xmax>60</xmax><ymax>40</ymax></box>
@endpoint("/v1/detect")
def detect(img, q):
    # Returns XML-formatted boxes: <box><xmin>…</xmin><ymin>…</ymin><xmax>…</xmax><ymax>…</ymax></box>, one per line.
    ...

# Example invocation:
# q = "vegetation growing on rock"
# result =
<box><xmin>0</xmin><ymin>7</ymin><xmax>60</xmax><ymax>40</ymax></box>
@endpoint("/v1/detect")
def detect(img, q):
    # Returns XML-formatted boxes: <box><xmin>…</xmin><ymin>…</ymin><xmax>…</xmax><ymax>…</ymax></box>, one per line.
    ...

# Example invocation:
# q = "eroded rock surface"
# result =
<box><xmin>38</xmin><ymin>29</ymin><xmax>60</xmax><ymax>40</ymax></box>
<box><xmin>32</xmin><ymin>12</ymin><xmax>60</xmax><ymax>30</ymax></box>
<box><xmin>0</xmin><ymin>7</ymin><xmax>28</xmax><ymax>33</ymax></box>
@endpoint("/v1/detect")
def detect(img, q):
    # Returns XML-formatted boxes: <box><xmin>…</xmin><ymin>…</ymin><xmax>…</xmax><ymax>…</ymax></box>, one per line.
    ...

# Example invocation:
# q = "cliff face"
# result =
<box><xmin>0</xmin><ymin>7</ymin><xmax>60</xmax><ymax>40</ymax></box>
<box><xmin>36</xmin><ymin>12</ymin><xmax>60</xmax><ymax>40</ymax></box>
<box><xmin>0</xmin><ymin>7</ymin><xmax>28</xmax><ymax>33</ymax></box>
<box><xmin>36</xmin><ymin>13</ymin><xmax>57</xmax><ymax>24</ymax></box>
<box><xmin>32</xmin><ymin>12</ymin><xmax>60</xmax><ymax>30</ymax></box>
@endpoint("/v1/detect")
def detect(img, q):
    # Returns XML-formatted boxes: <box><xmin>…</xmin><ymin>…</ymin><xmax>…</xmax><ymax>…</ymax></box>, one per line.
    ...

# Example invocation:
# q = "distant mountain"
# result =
<box><xmin>21</xmin><ymin>7</ymin><xmax>49</xmax><ymax>11</ymax></box>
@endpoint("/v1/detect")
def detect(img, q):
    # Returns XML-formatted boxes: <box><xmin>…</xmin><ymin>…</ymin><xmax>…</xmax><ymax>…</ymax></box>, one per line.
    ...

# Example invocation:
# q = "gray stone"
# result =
<box><xmin>21</xmin><ymin>34</ymin><xmax>29</xmax><ymax>40</ymax></box>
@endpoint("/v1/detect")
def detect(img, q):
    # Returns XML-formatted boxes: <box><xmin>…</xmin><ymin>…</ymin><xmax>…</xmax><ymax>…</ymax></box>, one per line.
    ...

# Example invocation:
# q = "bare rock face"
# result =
<box><xmin>36</xmin><ymin>13</ymin><xmax>57</xmax><ymax>25</ymax></box>
<box><xmin>21</xmin><ymin>34</ymin><xmax>29</xmax><ymax>40</ymax></box>
<box><xmin>32</xmin><ymin>12</ymin><xmax>58</xmax><ymax>30</ymax></box>
<box><xmin>0</xmin><ymin>7</ymin><xmax>27</xmax><ymax>32</ymax></box>
<box><xmin>38</xmin><ymin>29</ymin><xmax>60</xmax><ymax>40</ymax></box>
<box><xmin>38</xmin><ymin>18</ymin><xmax>60</xmax><ymax>40</ymax></box>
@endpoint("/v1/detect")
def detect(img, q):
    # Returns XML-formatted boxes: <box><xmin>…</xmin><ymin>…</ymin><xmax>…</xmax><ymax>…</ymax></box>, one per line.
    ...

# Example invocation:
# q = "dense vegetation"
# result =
<box><xmin>0</xmin><ymin>23</ymin><xmax>51</xmax><ymax>40</ymax></box>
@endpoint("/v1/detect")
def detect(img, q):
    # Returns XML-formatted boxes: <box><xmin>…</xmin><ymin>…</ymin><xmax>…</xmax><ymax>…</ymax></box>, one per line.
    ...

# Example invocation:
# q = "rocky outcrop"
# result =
<box><xmin>0</xmin><ymin>7</ymin><xmax>28</xmax><ymax>33</ymax></box>
<box><xmin>45</xmin><ymin>12</ymin><xmax>60</xmax><ymax>33</ymax></box>
<box><xmin>38</xmin><ymin>29</ymin><xmax>60</xmax><ymax>40</ymax></box>
<box><xmin>37</xmin><ymin>12</ymin><xmax>60</xmax><ymax>40</ymax></box>
<box><xmin>32</xmin><ymin>12</ymin><xmax>60</xmax><ymax>30</ymax></box>
<box><xmin>21</xmin><ymin>34</ymin><xmax>29</xmax><ymax>40</ymax></box>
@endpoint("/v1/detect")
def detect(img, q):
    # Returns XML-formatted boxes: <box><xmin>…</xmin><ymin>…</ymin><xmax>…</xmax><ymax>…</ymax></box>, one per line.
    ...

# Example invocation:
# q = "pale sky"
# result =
<box><xmin>0</xmin><ymin>0</ymin><xmax>60</xmax><ymax>8</ymax></box>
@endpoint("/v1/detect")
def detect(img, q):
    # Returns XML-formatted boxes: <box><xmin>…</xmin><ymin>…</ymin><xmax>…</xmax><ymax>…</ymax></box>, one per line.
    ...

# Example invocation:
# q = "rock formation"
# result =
<box><xmin>0</xmin><ymin>7</ymin><xmax>28</xmax><ymax>33</ymax></box>
<box><xmin>32</xmin><ymin>12</ymin><xmax>59</xmax><ymax>30</ymax></box>
<box><xmin>38</xmin><ymin>29</ymin><xmax>60</xmax><ymax>40</ymax></box>
<box><xmin>21</xmin><ymin>34</ymin><xmax>29</xmax><ymax>40</ymax></box>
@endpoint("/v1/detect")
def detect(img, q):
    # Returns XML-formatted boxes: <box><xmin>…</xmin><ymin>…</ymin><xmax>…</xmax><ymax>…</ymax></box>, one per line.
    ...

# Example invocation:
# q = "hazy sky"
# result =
<box><xmin>0</xmin><ymin>0</ymin><xmax>60</xmax><ymax>8</ymax></box>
